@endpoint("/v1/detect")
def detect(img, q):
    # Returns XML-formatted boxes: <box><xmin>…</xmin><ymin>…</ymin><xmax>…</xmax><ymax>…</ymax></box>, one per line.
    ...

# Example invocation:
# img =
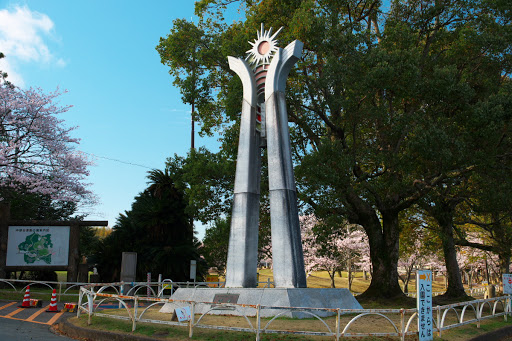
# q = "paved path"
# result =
<box><xmin>0</xmin><ymin>300</ymin><xmax>74</xmax><ymax>340</ymax></box>
<box><xmin>0</xmin><ymin>317</ymin><xmax>73</xmax><ymax>340</ymax></box>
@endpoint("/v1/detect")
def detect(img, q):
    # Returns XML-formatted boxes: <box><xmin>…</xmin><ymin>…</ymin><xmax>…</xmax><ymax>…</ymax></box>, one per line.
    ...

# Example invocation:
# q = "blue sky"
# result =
<box><xmin>0</xmin><ymin>1</ymin><xmax>238</xmax><ymax>239</ymax></box>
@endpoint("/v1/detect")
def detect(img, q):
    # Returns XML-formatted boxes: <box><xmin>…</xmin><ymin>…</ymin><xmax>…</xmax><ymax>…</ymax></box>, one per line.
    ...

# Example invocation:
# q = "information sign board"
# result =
<box><xmin>6</xmin><ymin>226</ymin><xmax>70</xmax><ymax>266</ymax></box>
<box><xmin>503</xmin><ymin>274</ymin><xmax>512</xmax><ymax>294</ymax></box>
<box><xmin>417</xmin><ymin>270</ymin><xmax>433</xmax><ymax>341</ymax></box>
<box><xmin>172</xmin><ymin>306</ymin><xmax>191</xmax><ymax>322</ymax></box>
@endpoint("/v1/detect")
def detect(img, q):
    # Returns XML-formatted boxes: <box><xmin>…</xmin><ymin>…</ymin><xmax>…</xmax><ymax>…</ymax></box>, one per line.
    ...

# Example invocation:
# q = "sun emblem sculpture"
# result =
<box><xmin>246</xmin><ymin>24</ymin><xmax>282</xmax><ymax>67</ymax></box>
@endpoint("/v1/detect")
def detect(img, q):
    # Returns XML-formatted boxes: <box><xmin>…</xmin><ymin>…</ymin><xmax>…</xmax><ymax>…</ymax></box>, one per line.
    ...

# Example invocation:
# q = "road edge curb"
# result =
<box><xmin>469</xmin><ymin>325</ymin><xmax>512</xmax><ymax>341</ymax></box>
<box><xmin>56</xmin><ymin>315</ymin><xmax>162</xmax><ymax>341</ymax></box>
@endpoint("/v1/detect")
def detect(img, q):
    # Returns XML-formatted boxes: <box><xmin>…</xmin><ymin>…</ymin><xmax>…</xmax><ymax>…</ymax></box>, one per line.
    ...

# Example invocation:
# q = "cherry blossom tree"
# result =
<box><xmin>457</xmin><ymin>233</ymin><xmax>500</xmax><ymax>286</ymax></box>
<box><xmin>300</xmin><ymin>215</ymin><xmax>370</xmax><ymax>290</ymax></box>
<box><xmin>301</xmin><ymin>214</ymin><xmax>339</xmax><ymax>287</ymax></box>
<box><xmin>0</xmin><ymin>84</ymin><xmax>92</xmax><ymax>205</ymax></box>
<box><xmin>397</xmin><ymin>239</ymin><xmax>424</xmax><ymax>294</ymax></box>
<box><xmin>338</xmin><ymin>228</ymin><xmax>369</xmax><ymax>291</ymax></box>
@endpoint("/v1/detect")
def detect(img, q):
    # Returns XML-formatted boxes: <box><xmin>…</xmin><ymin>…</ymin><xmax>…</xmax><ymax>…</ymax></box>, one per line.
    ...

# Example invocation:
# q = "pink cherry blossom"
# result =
<box><xmin>300</xmin><ymin>214</ymin><xmax>370</xmax><ymax>288</ymax></box>
<box><xmin>0</xmin><ymin>84</ymin><xmax>93</xmax><ymax>204</ymax></box>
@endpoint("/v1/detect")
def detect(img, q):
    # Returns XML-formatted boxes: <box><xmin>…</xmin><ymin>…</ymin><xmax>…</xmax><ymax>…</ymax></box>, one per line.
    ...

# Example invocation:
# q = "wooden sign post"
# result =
<box><xmin>0</xmin><ymin>202</ymin><xmax>107</xmax><ymax>282</ymax></box>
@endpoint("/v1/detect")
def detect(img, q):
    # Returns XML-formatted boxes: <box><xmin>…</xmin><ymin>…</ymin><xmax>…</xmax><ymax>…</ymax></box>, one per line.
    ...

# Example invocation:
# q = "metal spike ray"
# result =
<box><xmin>245</xmin><ymin>23</ymin><xmax>284</xmax><ymax>68</ymax></box>
<box><xmin>270</xmin><ymin>27</ymin><xmax>283</xmax><ymax>41</ymax></box>
<box><xmin>267</xmin><ymin>27</ymin><xmax>273</xmax><ymax>37</ymax></box>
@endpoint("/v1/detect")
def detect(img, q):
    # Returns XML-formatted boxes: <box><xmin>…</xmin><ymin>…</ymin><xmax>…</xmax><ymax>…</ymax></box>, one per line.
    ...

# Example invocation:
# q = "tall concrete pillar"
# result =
<box><xmin>224</xmin><ymin>57</ymin><xmax>261</xmax><ymax>288</ymax></box>
<box><xmin>265</xmin><ymin>42</ymin><xmax>307</xmax><ymax>288</ymax></box>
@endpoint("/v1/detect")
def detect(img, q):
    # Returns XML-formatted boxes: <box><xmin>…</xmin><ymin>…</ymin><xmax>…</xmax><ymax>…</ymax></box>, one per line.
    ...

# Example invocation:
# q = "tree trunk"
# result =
<box><xmin>329</xmin><ymin>270</ymin><xmax>336</xmax><ymax>288</ymax></box>
<box><xmin>491</xmin><ymin>214</ymin><xmax>511</xmax><ymax>277</ymax></box>
<box><xmin>403</xmin><ymin>276</ymin><xmax>410</xmax><ymax>294</ymax></box>
<box><xmin>426</xmin><ymin>198</ymin><xmax>469</xmax><ymax>299</ymax></box>
<box><xmin>345</xmin><ymin>191</ymin><xmax>403</xmax><ymax>299</ymax></box>
<box><xmin>499</xmin><ymin>254</ymin><xmax>510</xmax><ymax>276</ymax></box>
<box><xmin>404</xmin><ymin>265</ymin><xmax>414</xmax><ymax>294</ymax></box>
<box><xmin>358</xmin><ymin>210</ymin><xmax>403</xmax><ymax>299</ymax></box>
<box><xmin>348</xmin><ymin>258</ymin><xmax>352</xmax><ymax>292</ymax></box>
<box><xmin>469</xmin><ymin>267</ymin><xmax>473</xmax><ymax>289</ymax></box>
<box><xmin>399</xmin><ymin>264</ymin><xmax>413</xmax><ymax>294</ymax></box>
<box><xmin>438</xmin><ymin>211</ymin><xmax>468</xmax><ymax>298</ymax></box>
<box><xmin>485</xmin><ymin>257</ymin><xmax>491</xmax><ymax>283</ymax></box>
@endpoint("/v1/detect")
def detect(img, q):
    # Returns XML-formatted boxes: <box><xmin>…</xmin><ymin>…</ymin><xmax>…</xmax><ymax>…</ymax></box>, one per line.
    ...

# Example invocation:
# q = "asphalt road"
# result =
<box><xmin>0</xmin><ymin>317</ymin><xmax>73</xmax><ymax>340</ymax></box>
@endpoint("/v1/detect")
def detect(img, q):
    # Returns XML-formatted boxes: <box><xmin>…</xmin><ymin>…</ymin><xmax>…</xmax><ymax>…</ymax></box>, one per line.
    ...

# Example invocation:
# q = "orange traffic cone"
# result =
<box><xmin>46</xmin><ymin>289</ymin><xmax>58</xmax><ymax>312</ymax></box>
<box><xmin>20</xmin><ymin>286</ymin><xmax>31</xmax><ymax>308</ymax></box>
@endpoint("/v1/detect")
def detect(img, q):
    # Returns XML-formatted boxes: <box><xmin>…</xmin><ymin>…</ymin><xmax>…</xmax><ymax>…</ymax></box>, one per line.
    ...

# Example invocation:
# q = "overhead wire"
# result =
<box><xmin>80</xmin><ymin>151</ymin><xmax>155</xmax><ymax>170</ymax></box>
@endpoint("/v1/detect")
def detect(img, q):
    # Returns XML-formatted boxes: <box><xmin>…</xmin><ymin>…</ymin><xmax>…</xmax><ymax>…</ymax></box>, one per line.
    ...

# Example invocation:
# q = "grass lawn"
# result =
<box><xmin>70</xmin><ymin>304</ymin><xmax>512</xmax><ymax>341</ymax></box>
<box><xmin>258</xmin><ymin>268</ymin><xmax>454</xmax><ymax>297</ymax></box>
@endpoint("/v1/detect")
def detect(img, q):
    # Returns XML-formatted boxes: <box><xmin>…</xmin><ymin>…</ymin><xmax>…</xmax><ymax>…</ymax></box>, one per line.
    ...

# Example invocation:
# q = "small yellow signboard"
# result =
<box><xmin>206</xmin><ymin>275</ymin><xmax>219</xmax><ymax>287</ymax></box>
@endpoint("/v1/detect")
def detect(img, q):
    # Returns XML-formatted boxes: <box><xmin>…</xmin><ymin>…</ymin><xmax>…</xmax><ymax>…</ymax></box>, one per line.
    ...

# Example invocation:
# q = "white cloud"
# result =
<box><xmin>56</xmin><ymin>58</ymin><xmax>66</xmax><ymax>67</ymax></box>
<box><xmin>0</xmin><ymin>5</ymin><xmax>63</xmax><ymax>85</ymax></box>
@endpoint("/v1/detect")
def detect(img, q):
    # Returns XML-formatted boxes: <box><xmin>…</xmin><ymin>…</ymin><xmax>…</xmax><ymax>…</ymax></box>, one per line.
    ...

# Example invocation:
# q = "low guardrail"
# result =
<box><xmin>0</xmin><ymin>278</ymin><xmax>274</xmax><ymax>301</ymax></box>
<box><xmin>78</xmin><ymin>282</ymin><xmax>512</xmax><ymax>341</ymax></box>
<box><xmin>0</xmin><ymin>278</ymin><xmax>87</xmax><ymax>301</ymax></box>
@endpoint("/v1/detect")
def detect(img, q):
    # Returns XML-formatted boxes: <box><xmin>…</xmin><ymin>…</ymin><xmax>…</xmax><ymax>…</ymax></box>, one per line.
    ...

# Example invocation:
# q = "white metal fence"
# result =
<box><xmin>77</xmin><ymin>282</ymin><xmax>512</xmax><ymax>341</ymax></box>
<box><xmin>0</xmin><ymin>278</ymin><xmax>274</xmax><ymax>301</ymax></box>
<box><xmin>0</xmin><ymin>278</ymin><xmax>87</xmax><ymax>301</ymax></box>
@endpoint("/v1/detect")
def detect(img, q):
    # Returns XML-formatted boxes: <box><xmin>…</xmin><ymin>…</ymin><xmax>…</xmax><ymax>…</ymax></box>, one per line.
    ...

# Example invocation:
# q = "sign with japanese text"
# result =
<box><xmin>503</xmin><ymin>274</ymin><xmax>512</xmax><ymax>294</ymax></box>
<box><xmin>6</xmin><ymin>226</ymin><xmax>70</xmax><ymax>266</ymax></box>
<box><xmin>172</xmin><ymin>306</ymin><xmax>191</xmax><ymax>322</ymax></box>
<box><xmin>417</xmin><ymin>270</ymin><xmax>433</xmax><ymax>341</ymax></box>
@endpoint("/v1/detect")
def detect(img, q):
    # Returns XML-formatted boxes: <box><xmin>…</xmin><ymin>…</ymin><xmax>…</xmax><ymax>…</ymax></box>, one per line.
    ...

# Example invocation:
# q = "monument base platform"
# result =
<box><xmin>159</xmin><ymin>288</ymin><xmax>362</xmax><ymax>318</ymax></box>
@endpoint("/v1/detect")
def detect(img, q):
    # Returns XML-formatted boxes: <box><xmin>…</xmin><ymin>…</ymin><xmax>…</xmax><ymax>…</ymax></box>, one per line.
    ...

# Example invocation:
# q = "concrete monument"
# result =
<box><xmin>225</xmin><ymin>24</ymin><xmax>307</xmax><ymax>288</ymax></box>
<box><xmin>160</xmin><ymin>26</ymin><xmax>362</xmax><ymax>317</ymax></box>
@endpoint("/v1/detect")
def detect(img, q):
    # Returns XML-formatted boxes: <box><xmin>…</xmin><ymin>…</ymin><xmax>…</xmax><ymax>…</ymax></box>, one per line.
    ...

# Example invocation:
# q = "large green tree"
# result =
<box><xmin>158</xmin><ymin>0</ymin><xmax>512</xmax><ymax>299</ymax></box>
<box><xmin>94</xmin><ymin>169</ymin><xmax>203</xmax><ymax>282</ymax></box>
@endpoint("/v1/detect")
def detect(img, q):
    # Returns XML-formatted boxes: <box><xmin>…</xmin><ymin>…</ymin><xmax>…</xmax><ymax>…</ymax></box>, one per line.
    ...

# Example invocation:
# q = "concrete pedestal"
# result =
<box><xmin>159</xmin><ymin>288</ymin><xmax>362</xmax><ymax>318</ymax></box>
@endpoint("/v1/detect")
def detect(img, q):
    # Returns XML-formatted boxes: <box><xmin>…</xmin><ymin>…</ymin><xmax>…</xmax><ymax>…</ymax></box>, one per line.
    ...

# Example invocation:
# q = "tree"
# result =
<box><xmin>301</xmin><ymin>214</ymin><xmax>369</xmax><ymax>290</ymax></box>
<box><xmin>294</xmin><ymin>0</ymin><xmax>511</xmax><ymax>299</ymax></box>
<box><xmin>166</xmin><ymin>147</ymin><xmax>235</xmax><ymax>224</ymax></box>
<box><xmin>420</xmin><ymin>190</ymin><xmax>470</xmax><ymax>299</ymax></box>
<box><xmin>157</xmin><ymin>19</ymin><xmax>224</xmax><ymax>149</ymax></box>
<box><xmin>338</xmin><ymin>227</ymin><xmax>369</xmax><ymax>292</ymax></box>
<box><xmin>93</xmin><ymin>169</ymin><xmax>203</xmax><ymax>282</ymax></box>
<box><xmin>0</xmin><ymin>52</ymin><xmax>12</xmax><ymax>88</ymax></box>
<box><xmin>159</xmin><ymin>0</ymin><xmax>512</xmax><ymax>299</ymax></box>
<box><xmin>0</xmin><ymin>84</ymin><xmax>92</xmax><ymax>205</ymax></box>
<box><xmin>397</xmin><ymin>217</ymin><xmax>441</xmax><ymax>295</ymax></box>
<box><xmin>454</xmin><ymin>160</ymin><xmax>512</xmax><ymax>278</ymax></box>
<box><xmin>301</xmin><ymin>215</ymin><xmax>340</xmax><ymax>288</ymax></box>
<box><xmin>201</xmin><ymin>218</ymin><xmax>231</xmax><ymax>273</ymax></box>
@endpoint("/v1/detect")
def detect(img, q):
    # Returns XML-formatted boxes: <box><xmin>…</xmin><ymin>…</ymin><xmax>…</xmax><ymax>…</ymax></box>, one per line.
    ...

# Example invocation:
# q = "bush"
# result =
<box><xmin>22</xmin><ymin>270</ymin><xmax>58</xmax><ymax>282</ymax></box>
